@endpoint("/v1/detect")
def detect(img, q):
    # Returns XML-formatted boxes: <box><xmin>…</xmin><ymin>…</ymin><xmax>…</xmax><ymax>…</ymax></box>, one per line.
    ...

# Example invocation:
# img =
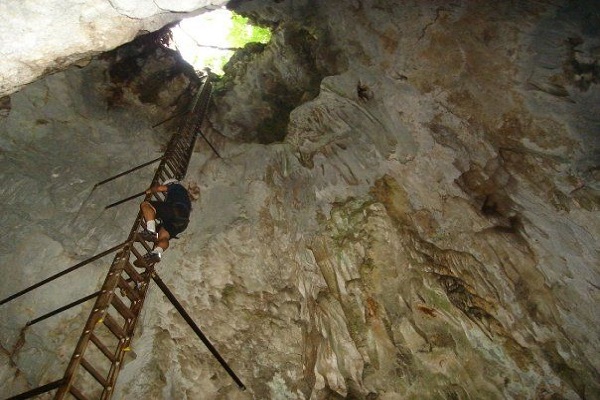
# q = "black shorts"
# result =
<box><xmin>150</xmin><ymin>201</ymin><xmax>187</xmax><ymax>237</ymax></box>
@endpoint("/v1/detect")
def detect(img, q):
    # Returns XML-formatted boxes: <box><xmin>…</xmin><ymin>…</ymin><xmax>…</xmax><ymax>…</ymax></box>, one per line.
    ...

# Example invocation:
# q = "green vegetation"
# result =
<box><xmin>203</xmin><ymin>53</ymin><xmax>231</xmax><ymax>73</ymax></box>
<box><xmin>228</xmin><ymin>13</ymin><xmax>271</xmax><ymax>47</ymax></box>
<box><xmin>202</xmin><ymin>12</ymin><xmax>271</xmax><ymax>75</ymax></box>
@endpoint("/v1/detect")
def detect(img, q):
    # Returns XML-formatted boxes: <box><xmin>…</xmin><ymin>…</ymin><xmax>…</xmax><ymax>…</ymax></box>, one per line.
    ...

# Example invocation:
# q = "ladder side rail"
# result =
<box><xmin>99</xmin><ymin>78</ymin><xmax>213</xmax><ymax>396</ymax></box>
<box><xmin>54</xmin><ymin>252</ymin><xmax>131</xmax><ymax>399</ymax></box>
<box><xmin>178</xmin><ymin>81</ymin><xmax>213</xmax><ymax>175</ymax></box>
<box><xmin>100</xmin><ymin>269</ymin><xmax>154</xmax><ymax>400</ymax></box>
<box><xmin>53</xmin><ymin>77</ymin><xmax>212</xmax><ymax>399</ymax></box>
<box><xmin>152</xmin><ymin>78</ymin><xmax>210</xmax><ymax>182</ymax></box>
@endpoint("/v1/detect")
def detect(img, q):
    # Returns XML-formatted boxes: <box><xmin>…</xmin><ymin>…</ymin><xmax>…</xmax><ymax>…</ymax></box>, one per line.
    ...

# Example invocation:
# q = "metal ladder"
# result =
<box><xmin>5</xmin><ymin>77</ymin><xmax>219</xmax><ymax>400</ymax></box>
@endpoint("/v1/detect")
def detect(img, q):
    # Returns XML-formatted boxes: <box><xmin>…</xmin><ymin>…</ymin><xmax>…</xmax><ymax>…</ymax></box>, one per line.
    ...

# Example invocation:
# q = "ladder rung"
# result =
<box><xmin>70</xmin><ymin>385</ymin><xmax>90</xmax><ymax>400</ymax></box>
<box><xmin>169</xmin><ymin>147</ymin><xmax>185</xmax><ymax>161</ymax></box>
<box><xmin>90</xmin><ymin>333</ymin><xmax>116</xmax><ymax>362</ymax></box>
<box><xmin>51</xmin><ymin>79</ymin><xmax>212</xmax><ymax>400</ymax></box>
<box><xmin>131</xmin><ymin>244</ymin><xmax>151</xmax><ymax>261</ymax></box>
<box><xmin>162</xmin><ymin>167</ymin><xmax>174</xmax><ymax>178</ymax></box>
<box><xmin>150</xmin><ymin>191</ymin><xmax>164</xmax><ymax>202</ymax></box>
<box><xmin>123</xmin><ymin>261</ymin><xmax>144</xmax><ymax>283</ymax></box>
<box><xmin>173</xmin><ymin>150</ymin><xmax>187</xmax><ymax>165</ymax></box>
<box><xmin>117</xmin><ymin>277</ymin><xmax>140</xmax><ymax>302</ymax></box>
<box><xmin>103</xmin><ymin>314</ymin><xmax>126</xmax><ymax>340</ymax></box>
<box><xmin>134</xmin><ymin>236</ymin><xmax>153</xmax><ymax>253</ymax></box>
<box><xmin>81</xmin><ymin>357</ymin><xmax>108</xmax><ymax>387</ymax></box>
<box><xmin>173</xmin><ymin>150</ymin><xmax>187</xmax><ymax>162</ymax></box>
<box><xmin>169</xmin><ymin>160</ymin><xmax>184</xmax><ymax>173</ymax></box>
<box><xmin>111</xmin><ymin>294</ymin><xmax>135</xmax><ymax>320</ymax></box>
<box><xmin>163</xmin><ymin>156</ymin><xmax>176</xmax><ymax>169</ymax></box>
<box><xmin>157</xmin><ymin>171</ymin><xmax>170</xmax><ymax>183</ymax></box>
<box><xmin>163</xmin><ymin>167</ymin><xmax>179</xmax><ymax>181</ymax></box>
<box><xmin>173</xmin><ymin>141</ymin><xmax>188</xmax><ymax>152</ymax></box>
<box><xmin>172</xmin><ymin>156</ymin><xmax>185</xmax><ymax>169</ymax></box>
<box><xmin>164</xmin><ymin>159</ymin><xmax>179</xmax><ymax>175</ymax></box>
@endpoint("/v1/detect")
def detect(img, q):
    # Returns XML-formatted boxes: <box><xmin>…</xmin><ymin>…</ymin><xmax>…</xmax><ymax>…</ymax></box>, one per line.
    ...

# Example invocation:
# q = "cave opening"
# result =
<box><xmin>168</xmin><ymin>7</ymin><xmax>271</xmax><ymax>75</ymax></box>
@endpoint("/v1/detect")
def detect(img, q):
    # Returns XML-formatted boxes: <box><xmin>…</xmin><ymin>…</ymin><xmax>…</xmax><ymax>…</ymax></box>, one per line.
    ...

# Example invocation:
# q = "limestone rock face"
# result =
<box><xmin>0</xmin><ymin>0</ymin><xmax>226</xmax><ymax>97</ymax></box>
<box><xmin>1</xmin><ymin>0</ymin><xmax>600</xmax><ymax>400</ymax></box>
<box><xmin>211</xmin><ymin>26</ymin><xmax>340</xmax><ymax>144</ymax></box>
<box><xmin>0</xmin><ymin>36</ymin><xmax>199</xmax><ymax>397</ymax></box>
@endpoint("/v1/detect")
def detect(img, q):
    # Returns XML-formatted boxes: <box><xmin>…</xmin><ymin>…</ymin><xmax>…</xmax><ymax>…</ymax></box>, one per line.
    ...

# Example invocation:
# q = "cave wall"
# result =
<box><xmin>1</xmin><ymin>0</ymin><xmax>599</xmax><ymax>399</ymax></box>
<box><xmin>0</xmin><ymin>0</ymin><xmax>227</xmax><ymax>97</ymax></box>
<box><xmin>0</xmin><ymin>35</ymin><xmax>203</xmax><ymax>397</ymax></box>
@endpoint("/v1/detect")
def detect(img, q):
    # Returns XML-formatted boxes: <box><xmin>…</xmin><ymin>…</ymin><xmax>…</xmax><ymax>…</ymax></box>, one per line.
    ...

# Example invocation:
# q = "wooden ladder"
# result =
<box><xmin>6</xmin><ymin>77</ymin><xmax>212</xmax><ymax>400</ymax></box>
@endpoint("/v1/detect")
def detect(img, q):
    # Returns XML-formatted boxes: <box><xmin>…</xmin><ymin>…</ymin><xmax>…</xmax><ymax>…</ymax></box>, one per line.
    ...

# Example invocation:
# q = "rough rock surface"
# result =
<box><xmin>0</xmin><ymin>0</ymin><xmax>226</xmax><ymax>97</ymax></box>
<box><xmin>0</xmin><ymin>36</ymin><xmax>200</xmax><ymax>398</ymax></box>
<box><xmin>1</xmin><ymin>0</ymin><xmax>600</xmax><ymax>399</ymax></box>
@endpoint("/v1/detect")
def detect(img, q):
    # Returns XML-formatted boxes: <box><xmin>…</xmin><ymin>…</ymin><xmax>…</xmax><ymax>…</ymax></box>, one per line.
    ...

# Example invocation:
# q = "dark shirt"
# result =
<box><xmin>151</xmin><ymin>183</ymin><xmax>191</xmax><ymax>237</ymax></box>
<box><xmin>165</xmin><ymin>183</ymin><xmax>191</xmax><ymax>211</ymax></box>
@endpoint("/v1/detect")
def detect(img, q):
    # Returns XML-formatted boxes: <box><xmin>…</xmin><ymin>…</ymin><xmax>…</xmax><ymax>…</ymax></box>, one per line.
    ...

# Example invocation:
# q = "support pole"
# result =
<box><xmin>6</xmin><ymin>378</ymin><xmax>66</xmax><ymax>400</ymax></box>
<box><xmin>26</xmin><ymin>291</ymin><xmax>101</xmax><ymax>327</ymax></box>
<box><xmin>152</xmin><ymin>272</ymin><xmax>246</xmax><ymax>391</ymax></box>
<box><xmin>152</xmin><ymin>110</ymin><xmax>189</xmax><ymax>128</ymax></box>
<box><xmin>0</xmin><ymin>243</ymin><xmax>126</xmax><ymax>306</ymax></box>
<box><xmin>93</xmin><ymin>157</ymin><xmax>163</xmax><ymax>189</ymax></box>
<box><xmin>104</xmin><ymin>190</ymin><xmax>146</xmax><ymax>210</ymax></box>
<box><xmin>198</xmin><ymin>130</ymin><xmax>222</xmax><ymax>159</ymax></box>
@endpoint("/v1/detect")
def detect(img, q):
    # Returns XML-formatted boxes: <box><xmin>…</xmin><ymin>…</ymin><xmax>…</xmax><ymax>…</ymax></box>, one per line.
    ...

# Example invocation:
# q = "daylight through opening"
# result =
<box><xmin>169</xmin><ymin>8</ymin><xmax>271</xmax><ymax>75</ymax></box>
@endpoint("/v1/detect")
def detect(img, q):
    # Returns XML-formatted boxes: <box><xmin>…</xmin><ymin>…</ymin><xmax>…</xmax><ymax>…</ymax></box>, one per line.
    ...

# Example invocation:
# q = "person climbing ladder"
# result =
<box><xmin>136</xmin><ymin>178</ymin><xmax>192</xmax><ymax>267</ymax></box>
